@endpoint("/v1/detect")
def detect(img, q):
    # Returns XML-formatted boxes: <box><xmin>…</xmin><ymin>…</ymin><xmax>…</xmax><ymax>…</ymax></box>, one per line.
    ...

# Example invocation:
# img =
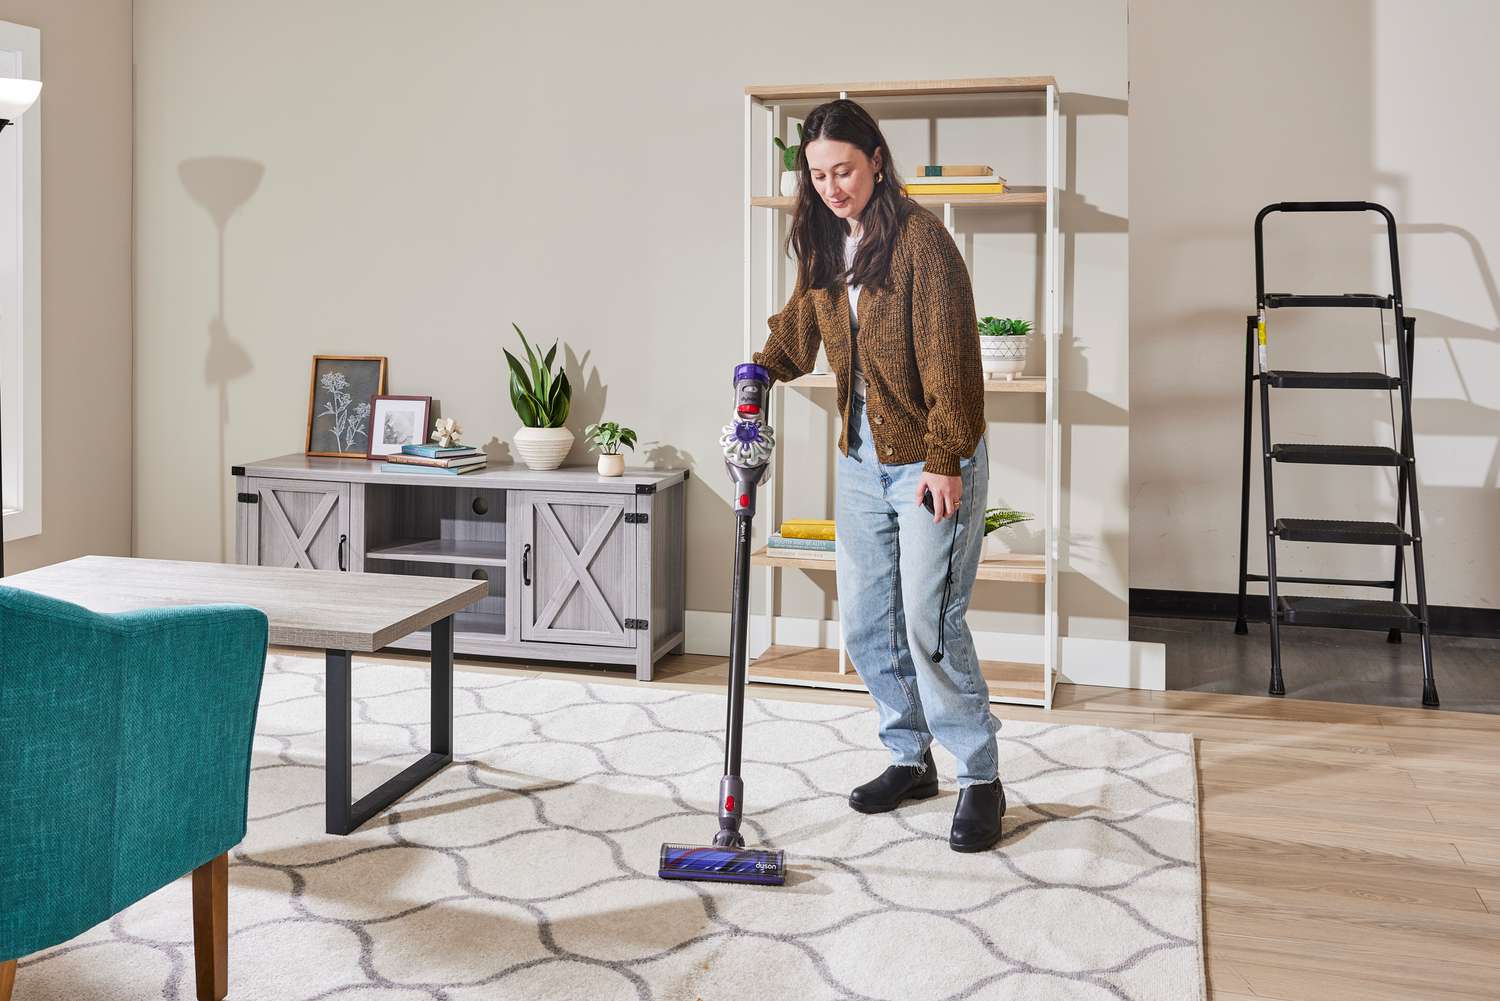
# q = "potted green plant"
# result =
<box><xmin>982</xmin><ymin>506</ymin><xmax>1033</xmax><ymax>559</ymax></box>
<box><xmin>584</xmin><ymin>421</ymin><xmax>637</xmax><ymax>477</ymax></box>
<box><xmin>503</xmin><ymin>323</ymin><xmax>574</xmax><ymax>470</ymax></box>
<box><xmin>978</xmin><ymin>316</ymin><xmax>1033</xmax><ymax>380</ymax></box>
<box><xmin>774</xmin><ymin>123</ymin><xmax>806</xmax><ymax>197</ymax></box>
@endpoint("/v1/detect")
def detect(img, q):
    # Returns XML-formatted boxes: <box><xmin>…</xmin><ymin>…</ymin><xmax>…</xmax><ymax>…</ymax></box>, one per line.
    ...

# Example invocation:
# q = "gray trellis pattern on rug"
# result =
<box><xmin>18</xmin><ymin>654</ymin><xmax>1205</xmax><ymax>1001</ymax></box>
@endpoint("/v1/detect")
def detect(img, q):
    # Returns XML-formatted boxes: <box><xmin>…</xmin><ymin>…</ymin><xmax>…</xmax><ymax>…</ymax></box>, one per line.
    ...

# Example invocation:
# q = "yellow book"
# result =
<box><xmin>781</xmin><ymin>518</ymin><xmax>833</xmax><ymax>526</ymax></box>
<box><xmin>779</xmin><ymin>524</ymin><xmax>836</xmax><ymax>541</ymax></box>
<box><xmin>903</xmin><ymin>182</ymin><xmax>1006</xmax><ymax>196</ymax></box>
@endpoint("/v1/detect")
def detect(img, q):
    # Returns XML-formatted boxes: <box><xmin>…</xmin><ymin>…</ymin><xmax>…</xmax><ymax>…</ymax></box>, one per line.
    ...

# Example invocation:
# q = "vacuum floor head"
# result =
<box><xmin>658</xmin><ymin>843</ymin><xmax>786</xmax><ymax>886</ymax></box>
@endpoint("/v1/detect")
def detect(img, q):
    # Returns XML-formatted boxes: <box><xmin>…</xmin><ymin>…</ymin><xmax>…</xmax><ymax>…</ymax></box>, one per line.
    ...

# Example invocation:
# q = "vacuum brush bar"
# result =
<box><xmin>658</xmin><ymin>844</ymin><xmax>786</xmax><ymax>886</ymax></box>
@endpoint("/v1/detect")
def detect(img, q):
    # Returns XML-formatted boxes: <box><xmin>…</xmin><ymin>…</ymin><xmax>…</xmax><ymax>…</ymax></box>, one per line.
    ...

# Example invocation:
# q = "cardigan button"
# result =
<box><xmin>883</xmin><ymin>446</ymin><xmax>893</xmax><ymax>455</ymax></box>
<box><xmin>873</xmin><ymin>415</ymin><xmax>884</xmax><ymax>424</ymax></box>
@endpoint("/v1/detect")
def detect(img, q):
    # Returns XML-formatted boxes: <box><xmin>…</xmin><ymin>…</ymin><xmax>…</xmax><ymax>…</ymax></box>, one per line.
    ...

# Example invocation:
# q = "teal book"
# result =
<box><xmin>380</xmin><ymin>462</ymin><xmax>486</xmax><ymax>476</ymax></box>
<box><xmin>768</xmin><ymin>533</ymin><xmax>835</xmax><ymax>551</ymax></box>
<box><xmin>401</xmin><ymin>443</ymin><xmax>484</xmax><ymax>458</ymax></box>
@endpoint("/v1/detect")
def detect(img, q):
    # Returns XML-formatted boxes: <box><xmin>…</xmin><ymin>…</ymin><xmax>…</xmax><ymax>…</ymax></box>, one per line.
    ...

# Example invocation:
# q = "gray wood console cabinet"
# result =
<box><xmin>234</xmin><ymin>454</ymin><xmax>687</xmax><ymax>680</ymax></box>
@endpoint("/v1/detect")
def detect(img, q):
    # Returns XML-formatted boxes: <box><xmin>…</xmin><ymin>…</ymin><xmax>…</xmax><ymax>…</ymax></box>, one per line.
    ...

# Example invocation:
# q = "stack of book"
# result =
<box><xmin>380</xmin><ymin>443</ymin><xmax>488</xmax><ymax>475</ymax></box>
<box><xmin>767</xmin><ymin>518</ymin><xmax>835</xmax><ymax>561</ymax></box>
<box><xmin>903</xmin><ymin>164</ymin><xmax>1006</xmax><ymax>196</ymax></box>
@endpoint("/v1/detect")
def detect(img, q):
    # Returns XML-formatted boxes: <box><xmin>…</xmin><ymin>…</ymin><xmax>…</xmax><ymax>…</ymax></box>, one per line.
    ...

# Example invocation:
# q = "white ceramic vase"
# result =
<box><xmin>597</xmin><ymin>453</ymin><xmax>625</xmax><ymax>477</ymax></box>
<box><xmin>513</xmin><ymin>426</ymin><xmax>575</xmax><ymax>471</ymax></box>
<box><xmin>780</xmin><ymin>172</ymin><xmax>799</xmax><ymax>197</ymax></box>
<box><xmin>980</xmin><ymin>335</ymin><xmax>1029</xmax><ymax>379</ymax></box>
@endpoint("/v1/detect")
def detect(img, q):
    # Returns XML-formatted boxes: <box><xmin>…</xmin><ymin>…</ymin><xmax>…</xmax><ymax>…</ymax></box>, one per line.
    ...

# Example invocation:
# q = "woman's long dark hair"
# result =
<box><xmin>786</xmin><ymin>99</ymin><xmax>911</xmax><ymax>293</ymax></box>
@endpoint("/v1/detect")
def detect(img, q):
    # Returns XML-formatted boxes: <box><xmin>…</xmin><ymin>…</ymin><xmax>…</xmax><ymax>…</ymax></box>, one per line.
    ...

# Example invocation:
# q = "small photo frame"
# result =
<box><xmin>306</xmin><ymin>355</ymin><xmax>388</xmax><ymax>458</ymax></box>
<box><xmin>365</xmin><ymin>395</ymin><xmax>433</xmax><ymax>459</ymax></box>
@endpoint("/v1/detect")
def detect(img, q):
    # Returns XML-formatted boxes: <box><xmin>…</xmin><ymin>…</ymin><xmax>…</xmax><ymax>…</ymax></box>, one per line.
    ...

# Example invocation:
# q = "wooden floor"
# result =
<box><xmin>327</xmin><ymin>646</ymin><xmax>1500</xmax><ymax>1001</ymax></box>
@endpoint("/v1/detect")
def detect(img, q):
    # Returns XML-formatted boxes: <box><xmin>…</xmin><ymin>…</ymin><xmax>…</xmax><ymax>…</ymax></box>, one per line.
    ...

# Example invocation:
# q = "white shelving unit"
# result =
<box><xmin>741</xmin><ymin>77</ymin><xmax>1063</xmax><ymax>708</ymax></box>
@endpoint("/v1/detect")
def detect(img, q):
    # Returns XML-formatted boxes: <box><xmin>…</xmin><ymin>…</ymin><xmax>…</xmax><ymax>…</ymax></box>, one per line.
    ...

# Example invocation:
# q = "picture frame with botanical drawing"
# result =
<box><xmin>364</xmin><ymin>395</ymin><xmax>433</xmax><ymax>460</ymax></box>
<box><xmin>305</xmin><ymin>355</ymin><xmax>387</xmax><ymax>458</ymax></box>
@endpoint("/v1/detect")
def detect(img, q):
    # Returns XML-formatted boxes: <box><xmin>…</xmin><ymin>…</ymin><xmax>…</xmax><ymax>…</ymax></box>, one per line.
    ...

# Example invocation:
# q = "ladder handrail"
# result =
<box><xmin>1253</xmin><ymin>201</ymin><xmax>1403</xmax><ymax>308</ymax></box>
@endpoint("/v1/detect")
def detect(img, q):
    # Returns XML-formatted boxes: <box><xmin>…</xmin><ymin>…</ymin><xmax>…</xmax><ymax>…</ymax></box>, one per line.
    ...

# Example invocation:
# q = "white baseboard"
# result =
<box><xmin>683</xmin><ymin>611</ymin><xmax>1164</xmax><ymax>692</ymax></box>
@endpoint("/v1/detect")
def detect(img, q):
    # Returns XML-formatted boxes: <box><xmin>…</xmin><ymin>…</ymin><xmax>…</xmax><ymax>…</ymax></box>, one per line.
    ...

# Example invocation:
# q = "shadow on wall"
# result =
<box><xmin>180</xmin><ymin>156</ymin><xmax>264</xmax><ymax>562</ymax></box>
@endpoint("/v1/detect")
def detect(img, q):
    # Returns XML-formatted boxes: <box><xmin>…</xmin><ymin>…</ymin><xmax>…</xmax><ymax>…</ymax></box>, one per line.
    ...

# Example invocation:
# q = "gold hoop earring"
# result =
<box><xmin>876</xmin><ymin>171</ymin><xmax>884</xmax><ymax>183</ymax></box>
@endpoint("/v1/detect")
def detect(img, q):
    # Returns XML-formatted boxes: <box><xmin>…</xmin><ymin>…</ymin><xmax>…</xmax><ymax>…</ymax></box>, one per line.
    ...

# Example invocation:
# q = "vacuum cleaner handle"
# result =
<box><xmin>718</xmin><ymin>363</ymin><xmax>774</xmax><ymax>830</ymax></box>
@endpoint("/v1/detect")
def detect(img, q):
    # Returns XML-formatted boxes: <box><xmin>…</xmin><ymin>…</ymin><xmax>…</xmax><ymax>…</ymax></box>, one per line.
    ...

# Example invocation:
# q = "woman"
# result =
<box><xmin>752</xmin><ymin>100</ymin><xmax>1002</xmax><ymax>853</ymax></box>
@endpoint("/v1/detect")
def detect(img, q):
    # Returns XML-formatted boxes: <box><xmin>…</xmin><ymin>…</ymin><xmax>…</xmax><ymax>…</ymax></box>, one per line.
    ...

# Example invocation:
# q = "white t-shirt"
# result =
<box><xmin>846</xmin><ymin>232</ymin><xmax>866</xmax><ymax>398</ymax></box>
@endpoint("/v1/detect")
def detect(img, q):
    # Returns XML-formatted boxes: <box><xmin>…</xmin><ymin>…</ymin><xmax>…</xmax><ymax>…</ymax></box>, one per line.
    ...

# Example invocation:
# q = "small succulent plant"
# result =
<box><xmin>978</xmin><ymin>316</ymin><xmax>1034</xmax><ymax>337</ymax></box>
<box><xmin>772</xmin><ymin>123</ymin><xmax>807</xmax><ymax>172</ymax></box>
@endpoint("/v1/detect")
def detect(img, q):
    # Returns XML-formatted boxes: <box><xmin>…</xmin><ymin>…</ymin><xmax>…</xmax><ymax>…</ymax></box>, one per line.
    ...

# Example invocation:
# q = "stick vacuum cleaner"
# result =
<box><xmin>657</xmin><ymin>363</ymin><xmax>787</xmax><ymax>887</ymax></box>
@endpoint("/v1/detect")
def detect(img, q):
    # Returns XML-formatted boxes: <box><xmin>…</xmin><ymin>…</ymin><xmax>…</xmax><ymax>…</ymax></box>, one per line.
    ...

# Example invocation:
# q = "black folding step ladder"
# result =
<box><xmin>1234</xmin><ymin>201</ymin><xmax>1438</xmax><ymax>707</ymax></box>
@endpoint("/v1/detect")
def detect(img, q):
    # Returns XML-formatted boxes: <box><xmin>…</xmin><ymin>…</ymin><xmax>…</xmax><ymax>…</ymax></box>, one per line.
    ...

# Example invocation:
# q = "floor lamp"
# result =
<box><xmin>0</xmin><ymin>76</ymin><xmax>42</xmax><ymax>578</ymax></box>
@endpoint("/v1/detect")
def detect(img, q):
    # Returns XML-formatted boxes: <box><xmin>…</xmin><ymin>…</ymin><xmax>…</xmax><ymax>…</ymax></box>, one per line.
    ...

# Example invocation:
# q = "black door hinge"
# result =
<box><xmin>635</xmin><ymin>483</ymin><xmax>656</xmax><ymax>495</ymax></box>
<box><xmin>231</xmin><ymin>465</ymin><xmax>246</xmax><ymax>477</ymax></box>
<box><xmin>237</xmin><ymin>492</ymin><xmax>259</xmax><ymax>504</ymax></box>
<box><xmin>624</xmin><ymin>512</ymin><xmax>648</xmax><ymax>524</ymax></box>
<box><xmin>624</xmin><ymin>618</ymin><xmax>649</xmax><ymax>630</ymax></box>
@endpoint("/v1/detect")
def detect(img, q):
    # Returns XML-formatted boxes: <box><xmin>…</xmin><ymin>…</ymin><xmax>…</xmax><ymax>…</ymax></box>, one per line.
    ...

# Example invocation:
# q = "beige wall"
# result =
<box><xmin>133</xmin><ymin>1</ymin><xmax>1129</xmax><ymax>644</ymax></box>
<box><xmin>1131</xmin><ymin>0</ymin><xmax>1499</xmax><ymax>610</ymax></box>
<box><xmin>2</xmin><ymin>0</ymin><xmax>133</xmax><ymax>573</ymax></box>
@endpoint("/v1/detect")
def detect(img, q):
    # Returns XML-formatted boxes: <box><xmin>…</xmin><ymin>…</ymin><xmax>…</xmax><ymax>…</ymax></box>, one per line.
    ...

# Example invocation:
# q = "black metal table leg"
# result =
<box><xmin>431</xmin><ymin>614</ymin><xmax>454</xmax><ymax>756</ymax></box>
<box><xmin>324</xmin><ymin>615</ymin><xmax>456</xmax><ymax>835</ymax></box>
<box><xmin>326</xmin><ymin>648</ymin><xmax>354</xmax><ymax>835</ymax></box>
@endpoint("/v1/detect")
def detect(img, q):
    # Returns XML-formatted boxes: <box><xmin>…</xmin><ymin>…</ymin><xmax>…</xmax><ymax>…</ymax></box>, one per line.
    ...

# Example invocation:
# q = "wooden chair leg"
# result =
<box><xmin>191</xmin><ymin>853</ymin><xmax>228</xmax><ymax>1001</ymax></box>
<box><xmin>0</xmin><ymin>958</ymin><xmax>17</xmax><ymax>1001</ymax></box>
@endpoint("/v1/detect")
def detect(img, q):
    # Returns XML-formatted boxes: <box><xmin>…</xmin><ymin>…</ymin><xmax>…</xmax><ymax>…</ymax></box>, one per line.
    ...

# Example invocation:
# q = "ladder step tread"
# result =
<box><xmin>1277</xmin><ymin>596</ymin><xmax>1420</xmax><ymax>631</ymax></box>
<box><xmin>1265</xmin><ymin>292</ymin><xmax>1394</xmax><ymax>308</ymax></box>
<box><xmin>1263</xmin><ymin>370</ymin><xmax>1401</xmax><ymax>389</ymax></box>
<box><xmin>1275</xmin><ymin>518</ymin><xmax>1412</xmax><ymax>545</ymax></box>
<box><xmin>1271</xmin><ymin>443</ymin><xmax>1403</xmax><ymax>466</ymax></box>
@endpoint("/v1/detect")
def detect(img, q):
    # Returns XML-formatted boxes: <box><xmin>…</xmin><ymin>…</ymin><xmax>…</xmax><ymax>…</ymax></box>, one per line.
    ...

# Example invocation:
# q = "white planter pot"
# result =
<box><xmin>597</xmin><ymin>453</ymin><xmax>625</xmax><ymax>477</ymax></box>
<box><xmin>513</xmin><ymin>426</ymin><xmax>575</xmax><ymax>471</ymax></box>
<box><xmin>983</xmin><ymin>534</ymin><xmax>1011</xmax><ymax>560</ymax></box>
<box><xmin>780</xmin><ymin>172</ymin><xmax>799</xmax><ymax>197</ymax></box>
<box><xmin>980</xmin><ymin>336</ymin><xmax>1029</xmax><ymax>378</ymax></box>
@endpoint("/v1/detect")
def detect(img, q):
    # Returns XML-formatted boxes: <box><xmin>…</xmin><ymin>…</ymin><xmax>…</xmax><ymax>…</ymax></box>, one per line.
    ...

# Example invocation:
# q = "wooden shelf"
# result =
<box><xmin>748</xmin><ymin>644</ymin><xmax>1046</xmax><ymax>705</ymax></box>
<box><xmin>786</xmin><ymin>372</ymin><xmax>1044</xmax><ymax>394</ymax></box>
<box><xmin>366</xmin><ymin>539</ymin><xmax>507</xmax><ymax>567</ymax></box>
<box><xmin>752</xmin><ymin>546</ymin><xmax>1043</xmax><ymax>584</ymax></box>
<box><xmin>751</xmin><ymin>191</ymin><xmax>1045</xmax><ymax>210</ymax></box>
<box><xmin>742</xmin><ymin>73</ymin><xmax>1062</xmax><ymax>709</ymax></box>
<box><xmin>746</xmin><ymin>76</ymin><xmax>1057</xmax><ymax>100</ymax></box>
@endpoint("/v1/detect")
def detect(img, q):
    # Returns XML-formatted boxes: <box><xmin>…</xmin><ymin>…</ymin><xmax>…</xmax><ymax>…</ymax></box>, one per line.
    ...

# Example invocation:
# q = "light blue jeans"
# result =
<box><xmin>835</xmin><ymin>389</ymin><xmax>1000</xmax><ymax>786</ymax></box>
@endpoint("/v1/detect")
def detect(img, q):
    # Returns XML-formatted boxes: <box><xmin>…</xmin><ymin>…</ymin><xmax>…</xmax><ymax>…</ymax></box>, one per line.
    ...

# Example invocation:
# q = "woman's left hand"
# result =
<box><xmin>916</xmin><ymin>472</ymin><xmax>962</xmax><ymax>522</ymax></box>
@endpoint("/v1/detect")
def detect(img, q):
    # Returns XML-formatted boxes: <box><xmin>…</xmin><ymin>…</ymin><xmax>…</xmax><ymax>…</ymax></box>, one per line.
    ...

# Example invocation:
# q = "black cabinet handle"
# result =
<box><xmin>522</xmin><ymin>543</ymin><xmax>531</xmax><ymax>586</ymax></box>
<box><xmin>338</xmin><ymin>534</ymin><xmax>348</xmax><ymax>572</ymax></box>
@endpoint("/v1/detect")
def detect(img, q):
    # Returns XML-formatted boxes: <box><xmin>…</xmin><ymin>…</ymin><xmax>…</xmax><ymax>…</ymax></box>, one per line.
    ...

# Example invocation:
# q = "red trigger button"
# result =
<box><xmin>738</xmin><ymin>494</ymin><xmax>749</xmax><ymax>507</ymax></box>
<box><xmin>725</xmin><ymin>795</ymin><xmax>736</xmax><ymax>812</ymax></box>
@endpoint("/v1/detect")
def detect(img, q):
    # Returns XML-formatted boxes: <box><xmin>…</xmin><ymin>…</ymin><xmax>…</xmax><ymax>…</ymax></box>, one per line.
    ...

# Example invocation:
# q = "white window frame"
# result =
<box><xmin>0</xmin><ymin>20</ymin><xmax>41</xmax><ymax>545</ymax></box>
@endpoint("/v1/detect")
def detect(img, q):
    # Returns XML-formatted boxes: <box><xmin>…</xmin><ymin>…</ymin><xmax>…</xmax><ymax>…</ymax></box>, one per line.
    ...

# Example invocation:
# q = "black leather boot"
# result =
<box><xmin>949</xmin><ymin>778</ymin><xmax>1005</xmax><ymax>852</ymax></box>
<box><xmin>848</xmin><ymin>748</ymin><xmax>939</xmax><ymax>814</ymax></box>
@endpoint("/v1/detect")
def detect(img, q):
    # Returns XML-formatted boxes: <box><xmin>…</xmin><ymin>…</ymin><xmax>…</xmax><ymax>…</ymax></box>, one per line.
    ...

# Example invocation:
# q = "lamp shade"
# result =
<box><xmin>0</xmin><ymin>77</ymin><xmax>41</xmax><ymax>121</ymax></box>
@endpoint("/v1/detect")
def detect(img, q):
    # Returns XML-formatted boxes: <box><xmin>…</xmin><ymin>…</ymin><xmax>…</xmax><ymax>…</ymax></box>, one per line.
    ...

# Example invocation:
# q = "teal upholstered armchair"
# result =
<box><xmin>0</xmin><ymin>587</ymin><xmax>268</xmax><ymax>1001</ymax></box>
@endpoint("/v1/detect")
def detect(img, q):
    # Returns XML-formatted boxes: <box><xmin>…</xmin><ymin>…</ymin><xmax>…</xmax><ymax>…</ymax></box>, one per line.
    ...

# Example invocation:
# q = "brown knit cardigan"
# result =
<box><xmin>752</xmin><ymin>204</ymin><xmax>985</xmax><ymax>476</ymax></box>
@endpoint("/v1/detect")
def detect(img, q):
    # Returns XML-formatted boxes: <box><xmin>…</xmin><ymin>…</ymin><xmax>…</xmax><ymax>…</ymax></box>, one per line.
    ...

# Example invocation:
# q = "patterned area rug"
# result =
<box><xmin>18</xmin><ymin>654</ymin><xmax>1205</xmax><ymax>1001</ymax></box>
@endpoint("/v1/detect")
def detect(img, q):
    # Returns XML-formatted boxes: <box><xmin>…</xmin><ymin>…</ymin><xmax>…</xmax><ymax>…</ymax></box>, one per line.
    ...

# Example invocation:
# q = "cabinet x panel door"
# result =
<box><xmin>518</xmin><ymin>492</ymin><xmax>635</xmax><ymax>647</ymax></box>
<box><xmin>247</xmin><ymin>478</ymin><xmax>350</xmax><ymax>571</ymax></box>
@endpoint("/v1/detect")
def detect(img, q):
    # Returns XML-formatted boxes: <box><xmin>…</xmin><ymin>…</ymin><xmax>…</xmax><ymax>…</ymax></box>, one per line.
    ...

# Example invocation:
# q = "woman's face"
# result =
<box><xmin>803</xmin><ymin>137</ymin><xmax>882</xmax><ymax>223</ymax></box>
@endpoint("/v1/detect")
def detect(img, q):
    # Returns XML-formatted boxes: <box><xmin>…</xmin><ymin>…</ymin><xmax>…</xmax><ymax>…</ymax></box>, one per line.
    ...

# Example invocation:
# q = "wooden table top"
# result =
<box><xmin>1</xmin><ymin>556</ymin><xmax>487</xmax><ymax>652</ymax></box>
